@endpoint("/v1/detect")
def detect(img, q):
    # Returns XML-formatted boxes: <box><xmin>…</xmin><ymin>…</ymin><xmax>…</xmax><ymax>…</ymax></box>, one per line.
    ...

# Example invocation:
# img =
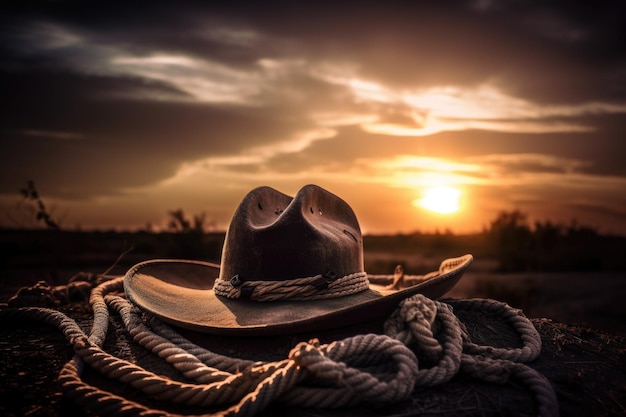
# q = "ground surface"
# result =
<box><xmin>1</xmin><ymin>276</ymin><xmax>625</xmax><ymax>417</ymax></box>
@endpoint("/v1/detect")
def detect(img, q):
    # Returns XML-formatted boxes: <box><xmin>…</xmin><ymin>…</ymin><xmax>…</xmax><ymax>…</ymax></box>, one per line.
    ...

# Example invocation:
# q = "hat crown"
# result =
<box><xmin>219</xmin><ymin>184</ymin><xmax>364</xmax><ymax>283</ymax></box>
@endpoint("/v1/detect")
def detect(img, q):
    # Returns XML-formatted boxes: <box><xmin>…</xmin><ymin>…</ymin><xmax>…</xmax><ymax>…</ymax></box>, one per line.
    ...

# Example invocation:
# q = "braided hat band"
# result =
<box><xmin>213</xmin><ymin>271</ymin><xmax>370</xmax><ymax>301</ymax></box>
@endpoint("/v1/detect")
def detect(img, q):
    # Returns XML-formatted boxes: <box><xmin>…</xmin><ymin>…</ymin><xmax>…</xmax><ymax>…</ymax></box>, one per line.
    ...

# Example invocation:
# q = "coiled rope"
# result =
<box><xmin>0</xmin><ymin>276</ymin><xmax>558</xmax><ymax>417</ymax></box>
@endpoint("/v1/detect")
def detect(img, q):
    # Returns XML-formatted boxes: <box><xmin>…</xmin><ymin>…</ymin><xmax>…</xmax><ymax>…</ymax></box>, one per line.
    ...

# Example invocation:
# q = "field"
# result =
<box><xmin>449</xmin><ymin>271</ymin><xmax>626</xmax><ymax>335</ymax></box>
<box><xmin>1</xmin><ymin>229</ymin><xmax>625</xmax><ymax>336</ymax></box>
<box><xmin>361</xmin><ymin>251</ymin><xmax>626</xmax><ymax>336</ymax></box>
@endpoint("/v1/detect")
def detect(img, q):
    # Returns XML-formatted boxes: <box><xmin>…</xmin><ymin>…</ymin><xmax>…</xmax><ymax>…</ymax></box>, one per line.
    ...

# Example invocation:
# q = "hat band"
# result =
<box><xmin>213</xmin><ymin>271</ymin><xmax>369</xmax><ymax>301</ymax></box>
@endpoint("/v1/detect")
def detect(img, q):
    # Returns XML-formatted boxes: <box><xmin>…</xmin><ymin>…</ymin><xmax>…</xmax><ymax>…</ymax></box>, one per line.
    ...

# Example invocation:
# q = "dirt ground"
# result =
<box><xmin>447</xmin><ymin>271</ymin><xmax>626</xmax><ymax>337</ymax></box>
<box><xmin>1</xmin><ymin>273</ymin><xmax>625</xmax><ymax>417</ymax></box>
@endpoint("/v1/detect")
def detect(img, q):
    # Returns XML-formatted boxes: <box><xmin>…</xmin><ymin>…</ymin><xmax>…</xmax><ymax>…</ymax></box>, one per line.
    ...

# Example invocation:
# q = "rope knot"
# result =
<box><xmin>403</xmin><ymin>296</ymin><xmax>437</xmax><ymax>324</ymax></box>
<box><xmin>289</xmin><ymin>339</ymin><xmax>328</xmax><ymax>369</ymax></box>
<box><xmin>384</xmin><ymin>294</ymin><xmax>443</xmax><ymax>362</ymax></box>
<box><xmin>289</xmin><ymin>339</ymin><xmax>324</xmax><ymax>367</ymax></box>
<box><xmin>289</xmin><ymin>339</ymin><xmax>349</xmax><ymax>386</ymax></box>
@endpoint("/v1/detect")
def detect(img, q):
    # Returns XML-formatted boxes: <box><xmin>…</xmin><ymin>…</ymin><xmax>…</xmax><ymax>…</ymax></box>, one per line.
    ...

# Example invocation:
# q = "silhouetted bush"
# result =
<box><xmin>485</xmin><ymin>211</ymin><xmax>626</xmax><ymax>272</ymax></box>
<box><xmin>486</xmin><ymin>211</ymin><xmax>533</xmax><ymax>271</ymax></box>
<box><xmin>18</xmin><ymin>181</ymin><xmax>60</xmax><ymax>230</ymax></box>
<box><xmin>2</xmin><ymin>208</ymin><xmax>624</xmax><ymax>280</ymax></box>
<box><xmin>165</xmin><ymin>209</ymin><xmax>219</xmax><ymax>260</ymax></box>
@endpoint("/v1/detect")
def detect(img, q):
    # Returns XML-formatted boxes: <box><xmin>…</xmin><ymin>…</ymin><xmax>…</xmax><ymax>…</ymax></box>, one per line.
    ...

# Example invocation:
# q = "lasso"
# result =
<box><xmin>0</xmin><ymin>276</ymin><xmax>558</xmax><ymax>417</ymax></box>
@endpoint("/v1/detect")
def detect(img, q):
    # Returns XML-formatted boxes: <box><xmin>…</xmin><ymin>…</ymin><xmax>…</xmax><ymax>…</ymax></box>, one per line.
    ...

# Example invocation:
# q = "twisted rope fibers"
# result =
<box><xmin>0</xmin><ymin>276</ymin><xmax>558</xmax><ymax>417</ymax></box>
<box><xmin>213</xmin><ymin>272</ymin><xmax>369</xmax><ymax>301</ymax></box>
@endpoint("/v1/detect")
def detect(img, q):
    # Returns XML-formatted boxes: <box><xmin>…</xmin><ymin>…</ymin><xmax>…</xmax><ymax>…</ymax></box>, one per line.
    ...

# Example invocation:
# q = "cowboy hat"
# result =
<box><xmin>124</xmin><ymin>184</ymin><xmax>473</xmax><ymax>335</ymax></box>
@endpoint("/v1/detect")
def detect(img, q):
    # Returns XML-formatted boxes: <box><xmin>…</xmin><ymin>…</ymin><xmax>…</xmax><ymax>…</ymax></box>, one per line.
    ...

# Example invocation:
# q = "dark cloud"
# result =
<box><xmin>197</xmin><ymin>1</ymin><xmax>626</xmax><ymax>104</ymax></box>
<box><xmin>3</xmin><ymin>2</ymin><xmax>624</xmax><ymax>109</ymax></box>
<box><xmin>5</xmin><ymin>1</ymin><xmax>624</xmax><ymax>106</ymax></box>
<box><xmin>0</xmin><ymin>68</ymin><xmax>312</xmax><ymax>197</ymax></box>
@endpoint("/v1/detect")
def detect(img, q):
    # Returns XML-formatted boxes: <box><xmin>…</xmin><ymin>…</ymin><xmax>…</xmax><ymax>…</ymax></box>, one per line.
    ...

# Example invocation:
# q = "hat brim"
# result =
<box><xmin>124</xmin><ymin>254</ymin><xmax>473</xmax><ymax>336</ymax></box>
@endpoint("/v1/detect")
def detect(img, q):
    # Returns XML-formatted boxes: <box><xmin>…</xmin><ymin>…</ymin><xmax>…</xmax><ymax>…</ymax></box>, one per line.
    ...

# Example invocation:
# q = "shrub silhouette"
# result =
<box><xmin>486</xmin><ymin>210</ymin><xmax>623</xmax><ymax>272</ymax></box>
<box><xmin>19</xmin><ymin>180</ymin><xmax>59</xmax><ymax>230</ymax></box>
<box><xmin>486</xmin><ymin>210</ymin><xmax>532</xmax><ymax>271</ymax></box>
<box><xmin>166</xmin><ymin>209</ymin><xmax>216</xmax><ymax>260</ymax></box>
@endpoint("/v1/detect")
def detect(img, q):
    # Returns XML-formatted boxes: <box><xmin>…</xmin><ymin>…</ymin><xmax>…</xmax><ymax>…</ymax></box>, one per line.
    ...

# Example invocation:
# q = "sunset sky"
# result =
<box><xmin>1</xmin><ymin>1</ymin><xmax>625</xmax><ymax>235</ymax></box>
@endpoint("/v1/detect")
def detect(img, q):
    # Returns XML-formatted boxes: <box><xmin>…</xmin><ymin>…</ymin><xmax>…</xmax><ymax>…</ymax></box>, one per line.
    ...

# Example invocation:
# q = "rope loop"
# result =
<box><xmin>286</xmin><ymin>334</ymin><xmax>419</xmax><ymax>406</ymax></box>
<box><xmin>445</xmin><ymin>298</ymin><xmax>543</xmax><ymax>362</ymax></box>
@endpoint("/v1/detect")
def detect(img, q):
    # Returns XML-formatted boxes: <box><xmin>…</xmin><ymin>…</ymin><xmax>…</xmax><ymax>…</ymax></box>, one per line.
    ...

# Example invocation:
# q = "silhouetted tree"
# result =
<box><xmin>484</xmin><ymin>210</ymin><xmax>620</xmax><ymax>272</ymax></box>
<box><xmin>166</xmin><ymin>208</ymin><xmax>210</xmax><ymax>259</ymax></box>
<box><xmin>19</xmin><ymin>180</ymin><xmax>60</xmax><ymax>230</ymax></box>
<box><xmin>168</xmin><ymin>209</ymin><xmax>207</xmax><ymax>233</ymax></box>
<box><xmin>566</xmin><ymin>220</ymin><xmax>598</xmax><ymax>240</ymax></box>
<box><xmin>487</xmin><ymin>210</ymin><xmax>533</xmax><ymax>271</ymax></box>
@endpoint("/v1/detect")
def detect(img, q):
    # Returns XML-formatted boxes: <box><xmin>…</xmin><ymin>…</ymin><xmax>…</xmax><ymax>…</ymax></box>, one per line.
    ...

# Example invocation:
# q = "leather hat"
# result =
<box><xmin>124</xmin><ymin>184</ymin><xmax>473</xmax><ymax>335</ymax></box>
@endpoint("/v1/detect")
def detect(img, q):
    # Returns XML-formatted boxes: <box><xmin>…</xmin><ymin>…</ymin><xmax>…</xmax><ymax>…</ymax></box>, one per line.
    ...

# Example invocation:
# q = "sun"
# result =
<box><xmin>415</xmin><ymin>186</ymin><xmax>461</xmax><ymax>214</ymax></box>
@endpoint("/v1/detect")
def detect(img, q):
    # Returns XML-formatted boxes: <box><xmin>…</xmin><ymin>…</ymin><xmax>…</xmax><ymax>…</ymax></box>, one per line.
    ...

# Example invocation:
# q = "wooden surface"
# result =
<box><xmin>1</xmin><ymin>289</ymin><xmax>625</xmax><ymax>417</ymax></box>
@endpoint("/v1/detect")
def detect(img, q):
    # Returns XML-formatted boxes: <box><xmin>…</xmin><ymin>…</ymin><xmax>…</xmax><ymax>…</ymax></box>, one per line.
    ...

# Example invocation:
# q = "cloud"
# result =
<box><xmin>18</xmin><ymin>129</ymin><xmax>86</xmax><ymax>141</ymax></box>
<box><xmin>320</xmin><ymin>79</ymin><xmax>626</xmax><ymax>136</ymax></box>
<box><xmin>0</xmin><ymin>68</ymin><xmax>313</xmax><ymax>197</ymax></box>
<box><xmin>110</xmin><ymin>54</ymin><xmax>265</xmax><ymax>104</ymax></box>
<box><xmin>160</xmin><ymin>127</ymin><xmax>338</xmax><ymax>183</ymax></box>
<box><xmin>467</xmin><ymin>153</ymin><xmax>592</xmax><ymax>176</ymax></box>
<box><xmin>0</xmin><ymin>2</ymin><xmax>625</xmax><ymax>234</ymax></box>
